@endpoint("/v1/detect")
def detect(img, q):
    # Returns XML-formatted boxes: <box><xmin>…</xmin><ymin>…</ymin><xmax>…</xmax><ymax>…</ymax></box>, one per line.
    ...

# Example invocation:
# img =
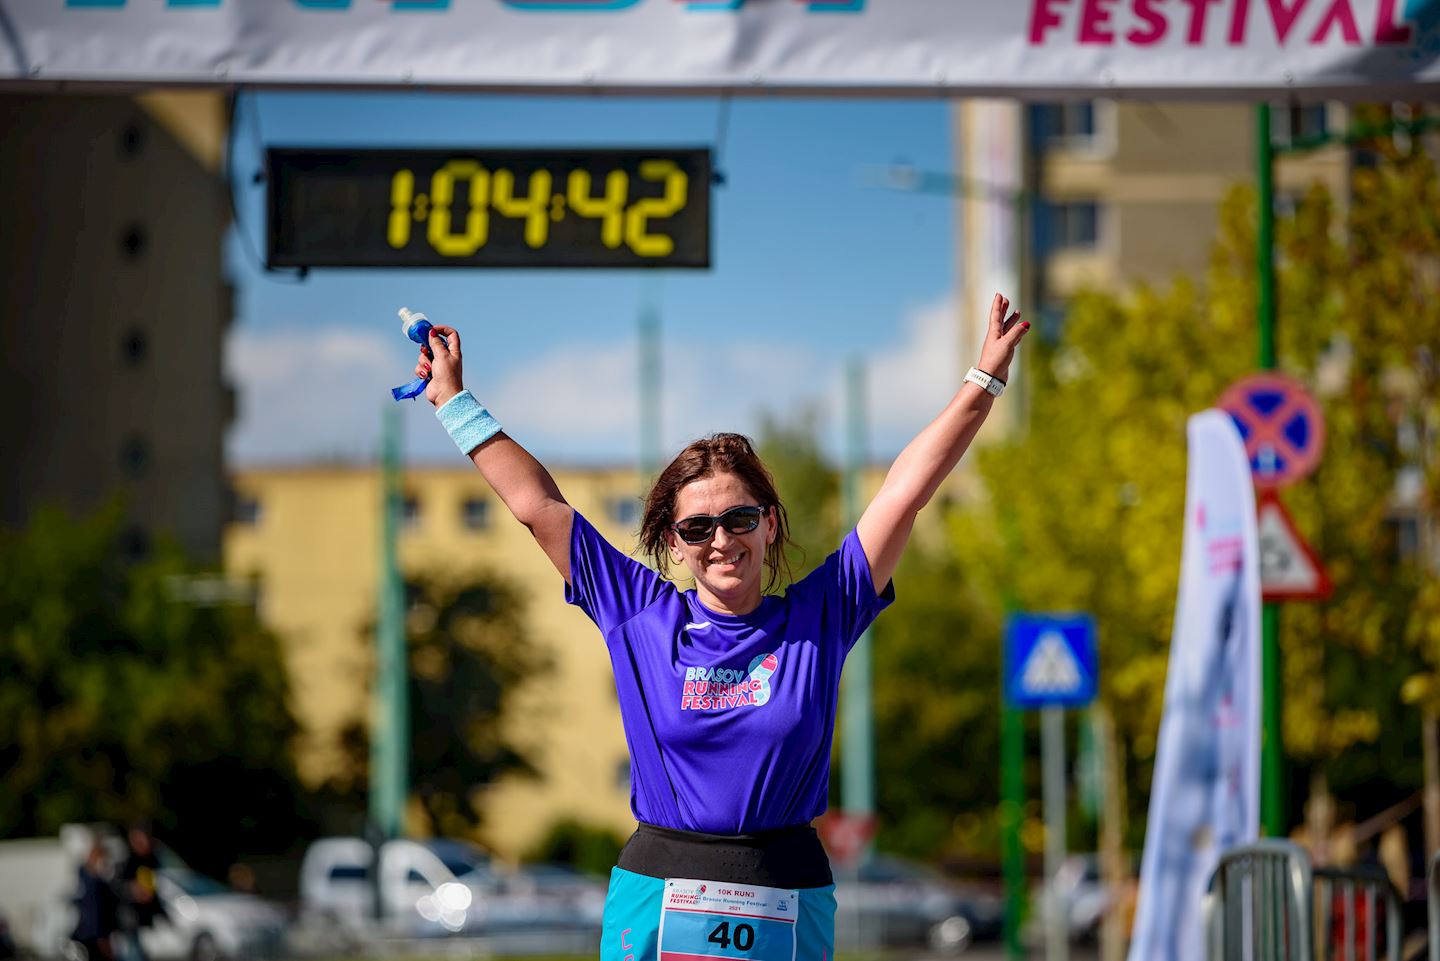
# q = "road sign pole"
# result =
<box><xmin>841</xmin><ymin>359</ymin><xmax>875</xmax><ymax>824</ymax></box>
<box><xmin>1002</xmin><ymin>701</ymin><xmax>1025</xmax><ymax>961</ymax></box>
<box><xmin>1042</xmin><ymin>706</ymin><xmax>1069</xmax><ymax>961</ymax></box>
<box><xmin>372</xmin><ymin>404</ymin><xmax>408</xmax><ymax>847</ymax></box>
<box><xmin>1255</xmin><ymin>103</ymin><xmax>1285</xmax><ymax>838</ymax></box>
<box><xmin>840</xmin><ymin>361</ymin><xmax>875</xmax><ymax>953</ymax></box>
<box><xmin>1003</xmin><ymin>613</ymin><xmax>1096</xmax><ymax>961</ymax></box>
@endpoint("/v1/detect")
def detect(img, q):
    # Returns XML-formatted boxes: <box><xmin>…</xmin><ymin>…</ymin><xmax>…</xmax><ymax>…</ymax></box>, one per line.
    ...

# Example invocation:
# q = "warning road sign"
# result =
<box><xmin>817</xmin><ymin>812</ymin><xmax>876</xmax><ymax>867</ymax></box>
<box><xmin>1257</xmin><ymin>491</ymin><xmax>1332</xmax><ymax>601</ymax></box>
<box><xmin>1005</xmin><ymin>614</ymin><xmax>1097</xmax><ymax>709</ymax></box>
<box><xmin>1217</xmin><ymin>373</ymin><xmax>1326</xmax><ymax>489</ymax></box>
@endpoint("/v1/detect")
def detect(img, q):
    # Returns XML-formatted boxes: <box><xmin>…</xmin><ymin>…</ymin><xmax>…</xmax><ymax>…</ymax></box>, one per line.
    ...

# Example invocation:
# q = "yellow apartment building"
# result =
<box><xmin>224</xmin><ymin>463</ymin><xmax>647</xmax><ymax>857</ymax></box>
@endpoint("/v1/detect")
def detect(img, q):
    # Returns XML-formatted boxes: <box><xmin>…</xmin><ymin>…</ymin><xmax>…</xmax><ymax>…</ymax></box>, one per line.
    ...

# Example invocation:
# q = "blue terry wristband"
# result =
<box><xmin>436</xmin><ymin>389</ymin><xmax>502</xmax><ymax>456</ymax></box>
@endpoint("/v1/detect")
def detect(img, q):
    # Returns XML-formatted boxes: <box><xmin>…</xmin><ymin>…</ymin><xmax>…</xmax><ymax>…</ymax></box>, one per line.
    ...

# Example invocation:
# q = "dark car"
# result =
<box><xmin>0</xmin><ymin>908</ymin><xmax>17</xmax><ymax>960</ymax></box>
<box><xmin>834</xmin><ymin>854</ymin><xmax>1003</xmax><ymax>955</ymax></box>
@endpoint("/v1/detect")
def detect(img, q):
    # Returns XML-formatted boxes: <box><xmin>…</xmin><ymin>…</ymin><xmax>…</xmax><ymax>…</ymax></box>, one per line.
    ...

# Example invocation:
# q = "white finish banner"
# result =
<box><xmin>1127</xmin><ymin>409</ymin><xmax>1261</xmax><ymax>961</ymax></box>
<box><xmin>1</xmin><ymin>0</ymin><xmax>1437</xmax><ymax>94</ymax></box>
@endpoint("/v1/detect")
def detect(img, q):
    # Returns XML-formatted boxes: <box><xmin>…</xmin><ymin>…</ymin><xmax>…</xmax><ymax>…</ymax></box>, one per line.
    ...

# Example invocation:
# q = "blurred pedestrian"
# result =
<box><xmin>227</xmin><ymin>862</ymin><xmax>259</xmax><ymax>895</ymax></box>
<box><xmin>71</xmin><ymin>838</ymin><xmax>117</xmax><ymax>961</ymax></box>
<box><xmin>116</xmin><ymin>823</ymin><xmax>166</xmax><ymax>961</ymax></box>
<box><xmin>414</xmin><ymin>292</ymin><xmax>1028</xmax><ymax>961</ymax></box>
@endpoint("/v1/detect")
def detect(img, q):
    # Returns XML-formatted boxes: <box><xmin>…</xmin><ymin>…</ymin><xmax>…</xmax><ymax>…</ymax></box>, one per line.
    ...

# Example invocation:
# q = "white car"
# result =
<box><xmin>298</xmin><ymin>837</ymin><xmax>498</xmax><ymax>935</ymax></box>
<box><xmin>139</xmin><ymin>870</ymin><xmax>288</xmax><ymax>961</ymax></box>
<box><xmin>0</xmin><ymin>828</ymin><xmax>286</xmax><ymax>961</ymax></box>
<box><xmin>297</xmin><ymin>837</ymin><xmax>605</xmax><ymax>940</ymax></box>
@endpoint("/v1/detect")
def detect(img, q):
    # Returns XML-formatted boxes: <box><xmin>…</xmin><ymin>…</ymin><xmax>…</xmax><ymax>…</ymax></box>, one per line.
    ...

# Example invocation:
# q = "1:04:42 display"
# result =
<box><xmin>388</xmin><ymin>158</ymin><xmax>688</xmax><ymax>258</ymax></box>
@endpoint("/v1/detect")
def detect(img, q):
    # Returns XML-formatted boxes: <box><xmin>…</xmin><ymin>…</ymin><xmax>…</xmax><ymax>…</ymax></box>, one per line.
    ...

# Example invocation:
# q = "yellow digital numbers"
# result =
<box><xmin>625</xmin><ymin>159</ymin><xmax>688</xmax><ymax>258</ymax></box>
<box><xmin>427</xmin><ymin>160</ymin><xmax>490</xmax><ymax>256</ymax></box>
<box><xmin>491</xmin><ymin>169</ymin><xmax>553</xmax><ymax>249</ymax></box>
<box><xmin>387</xmin><ymin>168</ymin><xmax>415</xmax><ymax>249</ymax></box>
<box><xmin>386</xmin><ymin>158</ymin><xmax>691</xmax><ymax>260</ymax></box>
<box><xmin>269</xmin><ymin>148</ymin><xmax>707</xmax><ymax>269</ymax></box>
<box><xmin>567</xmin><ymin>169</ymin><xmax>628</xmax><ymax>249</ymax></box>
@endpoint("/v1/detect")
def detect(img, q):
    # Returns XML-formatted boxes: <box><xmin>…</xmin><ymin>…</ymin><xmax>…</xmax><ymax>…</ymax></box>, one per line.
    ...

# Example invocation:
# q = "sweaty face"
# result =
<box><xmin>666</xmin><ymin>471</ymin><xmax>776</xmax><ymax>617</ymax></box>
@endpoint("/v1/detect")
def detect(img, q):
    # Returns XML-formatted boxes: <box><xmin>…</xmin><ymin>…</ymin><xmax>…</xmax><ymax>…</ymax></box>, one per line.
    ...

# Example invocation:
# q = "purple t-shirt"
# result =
<box><xmin>565</xmin><ymin>512</ymin><xmax>895</xmax><ymax>834</ymax></box>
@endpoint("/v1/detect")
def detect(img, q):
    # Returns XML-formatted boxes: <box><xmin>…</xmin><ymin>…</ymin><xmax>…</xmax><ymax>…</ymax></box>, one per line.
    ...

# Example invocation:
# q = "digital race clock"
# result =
<box><xmin>266</xmin><ymin>148</ymin><xmax>711</xmax><ymax>269</ymax></box>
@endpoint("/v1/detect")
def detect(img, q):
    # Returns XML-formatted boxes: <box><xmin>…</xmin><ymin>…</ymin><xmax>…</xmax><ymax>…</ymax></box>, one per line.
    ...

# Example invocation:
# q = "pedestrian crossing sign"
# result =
<box><xmin>1004</xmin><ymin>613</ymin><xmax>1097</xmax><ymax>708</ymax></box>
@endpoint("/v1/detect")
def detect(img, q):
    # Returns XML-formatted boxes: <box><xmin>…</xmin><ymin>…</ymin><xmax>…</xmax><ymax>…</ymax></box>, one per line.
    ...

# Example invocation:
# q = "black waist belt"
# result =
<box><xmin>617</xmin><ymin>821</ymin><xmax>833</xmax><ymax>889</ymax></box>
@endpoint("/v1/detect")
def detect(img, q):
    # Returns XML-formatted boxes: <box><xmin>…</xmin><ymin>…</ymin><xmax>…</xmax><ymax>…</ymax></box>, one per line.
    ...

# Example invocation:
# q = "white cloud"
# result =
<box><xmin>225</xmin><ymin>325</ymin><xmax>400</xmax><ymax>464</ymax></box>
<box><xmin>865</xmin><ymin>295</ymin><xmax>965</xmax><ymax>454</ymax></box>
<box><xmin>223</xmin><ymin>292</ymin><xmax>965</xmax><ymax>467</ymax></box>
<box><xmin>485</xmin><ymin>336</ymin><xmax>829</xmax><ymax>463</ymax></box>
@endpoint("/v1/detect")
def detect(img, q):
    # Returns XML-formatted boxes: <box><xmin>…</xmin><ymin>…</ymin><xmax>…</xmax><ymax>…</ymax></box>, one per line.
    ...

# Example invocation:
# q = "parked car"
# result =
<box><xmin>0</xmin><ymin>826</ymin><xmax>287</xmax><ymax>961</ymax></box>
<box><xmin>299</xmin><ymin>836</ymin><xmax>498</xmax><ymax>934</ymax></box>
<box><xmin>485</xmin><ymin>863</ymin><xmax>606</xmax><ymax>930</ymax></box>
<box><xmin>298</xmin><ymin>836</ymin><xmax>607</xmax><ymax>942</ymax></box>
<box><xmin>834</xmin><ymin>854</ymin><xmax>1003</xmax><ymax>955</ymax></box>
<box><xmin>140</xmin><ymin>869</ymin><xmax>288</xmax><ymax>961</ymax></box>
<box><xmin>0</xmin><ymin>908</ymin><xmax>18</xmax><ymax>960</ymax></box>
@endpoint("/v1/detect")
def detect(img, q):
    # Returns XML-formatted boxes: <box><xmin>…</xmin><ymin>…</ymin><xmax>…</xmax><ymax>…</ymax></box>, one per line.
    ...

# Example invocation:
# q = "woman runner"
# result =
<box><xmin>414</xmin><ymin>292</ymin><xmax>1028</xmax><ymax>961</ymax></box>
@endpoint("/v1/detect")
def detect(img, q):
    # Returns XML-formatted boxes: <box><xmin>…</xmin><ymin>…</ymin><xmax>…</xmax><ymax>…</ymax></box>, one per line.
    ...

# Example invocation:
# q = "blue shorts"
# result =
<box><xmin>601</xmin><ymin>867</ymin><xmax>836</xmax><ymax>961</ymax></box>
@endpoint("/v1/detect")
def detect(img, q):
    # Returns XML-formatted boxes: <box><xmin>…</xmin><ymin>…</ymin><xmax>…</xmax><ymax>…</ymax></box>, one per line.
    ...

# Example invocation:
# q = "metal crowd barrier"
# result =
<box><xmin>1429</xmin><ymin>851</ymin><xmax>1440</xmax><ymax>961</ymax></box>
<box><xmin>1208</xmin><ymin>839</ymin><xmax>1314</xmax><ymax>961</ymax></box>
<box><xmin>1314</xmin><ymin>864</ymin><xmax>1402</xmax><ymax>961</ymax></box>
<box><xmin>1207</xmin><ymin>841</ymin><xmax>1406</xmax><ymax>961</ymax></box>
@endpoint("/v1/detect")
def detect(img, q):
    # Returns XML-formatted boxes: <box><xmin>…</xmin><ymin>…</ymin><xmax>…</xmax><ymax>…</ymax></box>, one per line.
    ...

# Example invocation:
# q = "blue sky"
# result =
<box><xmin>224</xmin><ymin>91</ymin><xmax>966</xmax><ymax>467</ymax></box>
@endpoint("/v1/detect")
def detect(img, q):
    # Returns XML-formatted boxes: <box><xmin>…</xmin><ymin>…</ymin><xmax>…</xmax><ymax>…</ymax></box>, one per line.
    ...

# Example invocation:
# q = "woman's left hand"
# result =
<box><xmin>975</xmin><ymin>292</ymin><xmax>1030</xmax><ymax>383</ymax></box>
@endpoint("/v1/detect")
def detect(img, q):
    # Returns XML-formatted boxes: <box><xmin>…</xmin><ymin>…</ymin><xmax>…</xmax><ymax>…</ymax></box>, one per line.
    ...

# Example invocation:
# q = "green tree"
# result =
<box><xmin>0</xmin><ymin>503</ymin><xmax>306</xmax><ymax>875</ymax></box>
<box><xmin>345</xmin><ymin>570</ymin><xmax>548</xmax><ymax>838</ymax></box>
<box><xmin>868</xmin><ymin>535</ymin><xmax>1004</xmax><ymax>859</ymax></box>
<box><xmin>756</xmin><ymin>406</ymin><xmax>841</xmax><ymax>578</ymax></box>
<box><xmin>525</xmin><ymin>817</ymin><xmax>625</xmax><ymax>876</ymax></box>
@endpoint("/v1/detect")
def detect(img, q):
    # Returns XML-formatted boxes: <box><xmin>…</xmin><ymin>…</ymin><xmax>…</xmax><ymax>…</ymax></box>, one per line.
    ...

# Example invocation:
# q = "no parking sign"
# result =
<box><xmin>1217</xmin><ymin>373</ymin><xmax>1325</xmax><ymax>489</ymax></box>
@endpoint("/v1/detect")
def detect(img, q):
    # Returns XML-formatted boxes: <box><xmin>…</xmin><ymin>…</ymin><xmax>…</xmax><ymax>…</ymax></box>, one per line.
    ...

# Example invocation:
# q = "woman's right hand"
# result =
<box><xmin>417</xmin><ymin>324</ymin><xmax>463</xmax><ymax>408</ymax></box>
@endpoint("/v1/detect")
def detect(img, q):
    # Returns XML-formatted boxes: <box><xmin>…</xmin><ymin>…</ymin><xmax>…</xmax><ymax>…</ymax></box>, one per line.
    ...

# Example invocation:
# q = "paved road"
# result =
<box><xmin>889</xmin><ymin>946</ymin><xmax>1102</xmax><ymax>961</ymax></box>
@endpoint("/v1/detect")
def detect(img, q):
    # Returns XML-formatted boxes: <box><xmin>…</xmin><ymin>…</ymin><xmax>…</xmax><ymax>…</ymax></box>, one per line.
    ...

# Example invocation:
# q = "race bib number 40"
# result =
<box><xmin>658</xmin><ymin>878</ymin><xmax>798</xmax><ymax>961</ymax></box>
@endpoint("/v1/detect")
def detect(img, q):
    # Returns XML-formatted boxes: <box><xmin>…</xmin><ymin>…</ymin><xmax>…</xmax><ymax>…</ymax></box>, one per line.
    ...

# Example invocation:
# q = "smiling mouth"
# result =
<box><xmin>712</xmin><ymin>551</ymin><xmax>744</xmax><ymax>566</ymax></box>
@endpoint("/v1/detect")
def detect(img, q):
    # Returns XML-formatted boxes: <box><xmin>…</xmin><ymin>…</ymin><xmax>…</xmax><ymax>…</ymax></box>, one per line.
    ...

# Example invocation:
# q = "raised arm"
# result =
<box><xmin>855</xmin><ymin>293</ymin><xmax>1029</xmax><ymax>591</ymax></box>
<box><xmin>420</xmin><ymin>325</ymin><xmax>575</xmax><ymax>582</ymax></box>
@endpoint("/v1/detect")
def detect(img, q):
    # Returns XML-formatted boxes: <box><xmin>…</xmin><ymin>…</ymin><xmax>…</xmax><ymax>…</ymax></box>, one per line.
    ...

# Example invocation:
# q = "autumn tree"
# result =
<box><xmin>961</xmin><ymin>115</ymin><xmax>1440</xmax><ymax>854</ymax></box>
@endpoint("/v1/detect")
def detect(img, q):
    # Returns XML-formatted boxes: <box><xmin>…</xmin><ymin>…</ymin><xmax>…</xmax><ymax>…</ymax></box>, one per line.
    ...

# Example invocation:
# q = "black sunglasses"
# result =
<box><xmin>671</xmin><ymin>505</ymin><xmax>768</xmax><ymax>544</ymax></box>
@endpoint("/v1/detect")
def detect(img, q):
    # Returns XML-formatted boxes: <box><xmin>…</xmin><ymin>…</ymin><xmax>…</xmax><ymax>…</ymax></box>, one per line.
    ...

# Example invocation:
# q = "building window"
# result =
<box><xmin>119</xmin><ymin>223</ymin><xmax>147</xmax><ymax>260</ymax></box>
<box><xmin>1386</xmin><ymin>515</ymin><xmax>1421</xmax><ymax>560</ymax></box>
<box><xmin>614</xmin><ymin>759</ymin><xmax>631</xmax><ymax>794</ymax></box>
<box><xmin>232</xmin><ymin>493</ymin><xmax>261</xmax><ymax>527</ymax></box>
<box><xmin>1271</xmin><ymin>103</ymin><xmax>1329</xmax><ymax>147</ymax></box>
<box><xmin>120</xmin><ymin>327</ymin><xmax>147</xmax><ymax>367</ymax></box>
<box><xmin>1037</xmin><ymin>300</ymin><xmax>1069</xmax><ymax>343</ymax></box>
<box><xmin>120</xmin><ymin>526</ymin><xmax>150</xmax><ymax>562</ymax></box>
<box><xmin>119</xmin><ymin>435</ymin><xmax>150</xmax><ymax>478</ymax></box>
<box><xmin>1031</xmin><ymin>102</ymin><xmax>1097</xmax><ymax>148</ymax></box>
<box><xmin>400</xmin><ymin>495</ymin><xmax>421</xmax><ymax>530</ymax></box>
<box><xmin>1037</xmin><ymin>200</ymin><xmax>1100</xmax><ymax>252</ymax></box>
<box><xmin>461</xmin><ymin>497</ymin><xmax>489</xmax><ymax>531</ymax></box>
<box><xmin>118</xmin><ymin>121</ymin><xmax>145</xmax><ymax>159</ymax></box>
<box><xmin>607</xmin><ymin>496</ymin><xmax>641</xmax><ymax>528</ymax></box>
<box><xmin>1274</xmin><ymin>191</ymin><xmax>1305</xmax><ymax>219</ymax></box>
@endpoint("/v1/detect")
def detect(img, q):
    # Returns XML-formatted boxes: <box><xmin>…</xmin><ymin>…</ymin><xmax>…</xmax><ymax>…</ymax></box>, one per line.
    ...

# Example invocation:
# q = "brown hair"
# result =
<box><xmin>639</xmin><ymin>433</ymin><xmax>793</xmax><ymax>593</ymax></box>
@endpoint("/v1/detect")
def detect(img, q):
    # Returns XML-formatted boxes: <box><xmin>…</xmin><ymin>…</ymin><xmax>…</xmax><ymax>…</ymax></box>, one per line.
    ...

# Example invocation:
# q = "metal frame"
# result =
<box><xmin>1429</xmin><ymin>851</ymin><xmax>1440</xmax><ymax>961</ymax></box>
<box><xmin>1208</xmin><ymin>839</ymin><xmax>1314</xmax><ymax>961</ymax></box>
<box><xmin>1314</xmin><ymin>864</ymin><xmax>1402</xmax><ymax>961</ymax></box>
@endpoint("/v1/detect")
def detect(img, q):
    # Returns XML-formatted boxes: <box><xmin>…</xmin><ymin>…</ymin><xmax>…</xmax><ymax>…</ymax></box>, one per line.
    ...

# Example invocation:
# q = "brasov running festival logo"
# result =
<box><xmin>680</xmin><ymin>653</ymin><xmax>779</xmax><ymax>711</ymax></box>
